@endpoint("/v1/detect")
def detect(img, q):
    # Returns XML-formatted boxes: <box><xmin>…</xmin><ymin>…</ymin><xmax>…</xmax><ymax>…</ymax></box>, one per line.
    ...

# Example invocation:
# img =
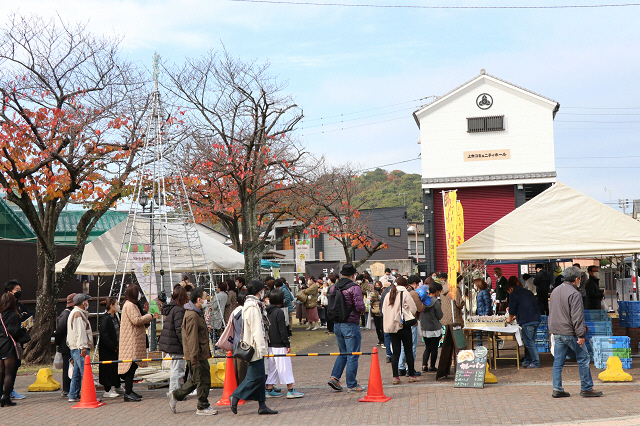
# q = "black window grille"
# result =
<box><xmin>467</xmin><ymin>115</ymin><xmax>504</xmax><ymax>133</ymax></box>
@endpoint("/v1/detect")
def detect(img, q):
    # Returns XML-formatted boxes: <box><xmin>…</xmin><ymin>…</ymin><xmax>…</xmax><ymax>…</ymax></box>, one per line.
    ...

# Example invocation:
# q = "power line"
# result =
<box><xmin>230</xmin><ymin>0</ymin><xmax>640</xmax><ymax>9</ymax></box>
<box><xmin>356</xmin><ymin>156</ymin><xmax>421</xmax><ymax>172</ymax></box>
<box><xmin>300</xmin><ymin>115</ymin><xmax>409</xmax><ymax>136</ymax></box>
<box><xmin>299</xmin><ymin>104</ymin><xmax>423</xmax><ymax>130</ymax></box>
<box><xmin>557</xmin><ymin>155</ymin><xmax>640</xmax><ymax>159</ymax></box>
<box><xmin>555</xmin><ymin>120</ymin><xmax>640</xmax><ymax>123</ymax></box>
<box><xmin>562</xmin><ymin>106</ymin><xmax>640</xmax><ymax>109</ymax></box>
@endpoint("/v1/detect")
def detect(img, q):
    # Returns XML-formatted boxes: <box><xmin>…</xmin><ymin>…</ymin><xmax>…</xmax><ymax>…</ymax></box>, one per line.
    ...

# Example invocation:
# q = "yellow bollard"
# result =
<box><xmin>598</xmin><ymin>356</ymin><xmax>633</xmax><ymax>382</ymax></box>
<box><xmin>28</xmin><ymin>368</ymin><xmax>61</xmax><ymax>392</ymax></box>
<box><xmin>210</xmin><ymin>361</ymin><xmax>226</xmax><ymax>388</ymax></box>
<box><xmin>484</xmin><ymin>363</ymin><xmax>497</xmax><ymax>384</ymax></box>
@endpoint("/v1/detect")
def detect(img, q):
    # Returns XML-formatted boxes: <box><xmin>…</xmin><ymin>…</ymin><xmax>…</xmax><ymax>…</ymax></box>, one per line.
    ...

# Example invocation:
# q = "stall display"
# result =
<box><xmin>465</xmin><ymin>315</ymin><xmax>508</xmax><ymax>328</ymax></box>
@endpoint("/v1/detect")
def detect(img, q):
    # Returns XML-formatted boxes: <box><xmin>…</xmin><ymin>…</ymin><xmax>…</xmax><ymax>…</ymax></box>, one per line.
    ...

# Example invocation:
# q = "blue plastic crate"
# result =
<box><xmin>594</xmin><ymin>356</ymin><xmax>632</xmax><ymax>370</ymax></box>
<box><xmin>584</xmin><ymin>310</ymin><xmax>608</xmax><ymax>321</ymax></box>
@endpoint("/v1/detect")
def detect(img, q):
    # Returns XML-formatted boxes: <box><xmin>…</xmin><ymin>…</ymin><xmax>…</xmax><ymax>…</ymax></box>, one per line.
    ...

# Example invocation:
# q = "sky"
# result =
<box><xmin>3</xmin><ymin>0</ymin><xmax>640</xmax><ymax>210</ymax></box>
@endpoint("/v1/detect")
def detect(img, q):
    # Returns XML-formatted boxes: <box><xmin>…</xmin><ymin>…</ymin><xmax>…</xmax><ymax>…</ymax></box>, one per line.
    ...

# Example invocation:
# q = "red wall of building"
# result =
<box><xmin>433</xmin><ymin>185</ymin><xmax>518</xmax><ymax>286</ymax></box>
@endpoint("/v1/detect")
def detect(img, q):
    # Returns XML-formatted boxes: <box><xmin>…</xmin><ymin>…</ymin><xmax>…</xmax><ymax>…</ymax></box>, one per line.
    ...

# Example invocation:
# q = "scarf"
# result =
<box><xmin>246</xmin><ymin>295</ymin><xmax>270</xmax><ymax>344</ymax></box>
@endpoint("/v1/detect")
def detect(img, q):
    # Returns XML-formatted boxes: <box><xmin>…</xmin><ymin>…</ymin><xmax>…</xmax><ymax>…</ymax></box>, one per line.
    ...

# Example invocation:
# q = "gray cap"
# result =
<box><xmin>73</xmin><ymin>293</ymin><xmax>91</xmax><ymax>306</ymax></box>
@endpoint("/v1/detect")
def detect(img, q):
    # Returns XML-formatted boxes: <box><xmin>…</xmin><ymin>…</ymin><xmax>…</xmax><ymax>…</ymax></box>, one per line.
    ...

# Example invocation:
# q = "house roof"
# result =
<box><xmin>413</xmin><ymin>70</ymin><xmax>560</xmax><ymax>127</ymax></box>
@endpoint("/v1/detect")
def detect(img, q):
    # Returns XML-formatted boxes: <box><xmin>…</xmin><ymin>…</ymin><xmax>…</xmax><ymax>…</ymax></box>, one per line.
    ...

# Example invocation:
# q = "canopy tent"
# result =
<box><xmin>457</xmin><ymin>182</ymin><xmax>640</xmax><ymax>260</ymax></box>
<box><xmin>55</xmin><ymin>219</ymin><xmax>244</xmax><ymax>275</ymax></box>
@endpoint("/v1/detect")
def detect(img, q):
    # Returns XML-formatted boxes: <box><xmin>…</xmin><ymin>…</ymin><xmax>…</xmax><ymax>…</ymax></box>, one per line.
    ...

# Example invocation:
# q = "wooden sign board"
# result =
<box><xmin>370</xmin><ymin>262</ymin><xmax>386</xmax><ymax>277</ymax></box>
<box><xmin>453</xmin><ymin>347</ymin><xmax>488</xmax><ymax>389</ymax></box>
<box><xmin>436</xmin><ymin>323</ymin><xmax>467</xmax><ymax>381</ymax></box>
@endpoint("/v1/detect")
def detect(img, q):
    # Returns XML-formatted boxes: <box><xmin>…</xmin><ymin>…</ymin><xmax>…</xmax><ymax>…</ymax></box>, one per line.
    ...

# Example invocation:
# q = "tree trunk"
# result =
<box><xmin>243</xmin><ymin>247</ymin><xmax>262</xmax><ymax>282</ymax></box>
<box><xmin>24</xmin><ymin>238</ymin><xmax>59</xmax><ymax>364</ymax></box>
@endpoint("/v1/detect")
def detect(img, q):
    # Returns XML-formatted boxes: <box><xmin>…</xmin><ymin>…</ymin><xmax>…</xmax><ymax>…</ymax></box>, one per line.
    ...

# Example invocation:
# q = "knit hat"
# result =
<box><xmin>66</xmin><ymin>293</ymin><xmax>78</xmax><ymax>308</ymax></box>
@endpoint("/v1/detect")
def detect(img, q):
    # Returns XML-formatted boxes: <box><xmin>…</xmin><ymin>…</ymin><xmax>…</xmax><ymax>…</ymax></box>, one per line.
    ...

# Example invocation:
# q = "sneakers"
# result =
<box><xmin>311</xmin><ymin>325</ymin><xmax>320</xmax><ymax>331</ymax></box>
<box><xmin>552</xmin><ymin>390</ymin><xmax>571</xmax><ymax>398</ymax></box>
<box><xmin>286</xmin><ymin>389</ymin><xmax>304</xmax><ymax>398</ymax></box>
<box><xmin>408</xmin><ymin>376</ymin><xmax>420</xmax><ymax>383</ymax></box>
<box><xmin>68</xmin><ymin>397</ymin><xmax>80</xmax><ymax>403</ymax></box>
<box><xmin>115</xmin><ymin>387</ymin><xmax>125</xmax><ymax>394</ymax></box>
<box><xmin>196</xmin><ymin>406</ymin><xmax>218</xmax><ymax>416</ymax></box>
<box><xmin>265</xmin><ymin>389</ymin><xmax>282</xmax><ymax>398</ymax></box>
<box><xmin>189</xmin><ymin>389</ymin><xmax>197</xmax><ymax>396</ymax></box>
<box><xmin>347</xmin><ymin>384</ymin><xmax>366</xmax><ymax>392</ymax></box>
<box><xmin>580</xmin><ymin>389</ymin><xmax>603</xmax><ymax>397</ymax></box>
<box><xmin>398</xmin><ymin>369</ymin><xmax>407</xmax><ymax>377</ymax></box>
<box><xmin>526</xmin><ymin>364</ymin><xmax>540</xmax><ymax>369</ymax></box>
<box><xmin>103</xmin><ymin>390</ymin><xmax>120</xmax><ymax>398</ymax></box>
<box><xmin>167</xmin><ymin>392</ymin><xmax>177</xmax><ymax>414</ymax></box>
<box><xmin>10</xmin><ymin>391</ymin><xmax>25</xmax><ymax>400</ymax></box>
<box><xmin>392</xmin><ymin>377</ymin><xmax>401</xmax><ymax>385</ymax></box>
<box><xmin>327</xmin><ymin>377</ymin><xmax>343</xmax><ymax>391</ymax></box>
<box><xmin>60</xmin><ymin>391</ymin><xmax>69</xmax><ymax>398</ymax></box>
<box><xmin>306</xmin><ymin>326</ymin><xmax>313</xmax><ymax>331</ymax></box>
<box><xmin>497</xmin><ymin>340</ymin><xmax>505</xmax><ymax>350</ymax></box>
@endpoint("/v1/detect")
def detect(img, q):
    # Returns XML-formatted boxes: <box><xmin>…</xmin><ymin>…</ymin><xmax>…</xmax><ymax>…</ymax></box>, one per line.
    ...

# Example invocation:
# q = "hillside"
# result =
<box><xmin>354</xmin><ymin>168</ymin><xmax>423</xmax><ymax>223</ymax></box>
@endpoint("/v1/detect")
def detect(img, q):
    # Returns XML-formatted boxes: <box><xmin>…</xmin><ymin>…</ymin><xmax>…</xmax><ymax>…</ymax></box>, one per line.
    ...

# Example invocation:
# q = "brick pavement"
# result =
<box><xmin>7</xmin><ymin>327</ymin><xmax>640</xmax><ymax>426</ymax></box>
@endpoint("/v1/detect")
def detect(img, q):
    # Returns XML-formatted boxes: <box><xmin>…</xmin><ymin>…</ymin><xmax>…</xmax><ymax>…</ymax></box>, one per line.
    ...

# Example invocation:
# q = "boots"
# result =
<box><xmin>1</xmin><ymin>392</ymin><xmax>17</xmax><ymax>407</ymax></box>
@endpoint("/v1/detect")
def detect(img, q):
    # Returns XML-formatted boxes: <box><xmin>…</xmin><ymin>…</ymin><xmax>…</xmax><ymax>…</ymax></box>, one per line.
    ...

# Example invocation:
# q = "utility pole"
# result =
<box><xmin>398</xmin><ymin>192</ymin><xmax>408</xmax><ymax>207</ymax></box>
<box><xmin>620</xmin><ymin>199</ymin><xmax>629</xmax><ymax>215</ymax></box>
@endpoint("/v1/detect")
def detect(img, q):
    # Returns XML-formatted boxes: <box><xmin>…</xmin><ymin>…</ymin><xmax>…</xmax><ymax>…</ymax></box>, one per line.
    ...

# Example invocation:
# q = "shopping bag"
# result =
<box><xmin>53</xmin><ymin>352</ymin><xmax>63</xmax><ymax>370</ymax></box>
<box><xmin>365</xmin><ymin>311</ymin><xmax>373</xmax><ymax>330</ymax></box>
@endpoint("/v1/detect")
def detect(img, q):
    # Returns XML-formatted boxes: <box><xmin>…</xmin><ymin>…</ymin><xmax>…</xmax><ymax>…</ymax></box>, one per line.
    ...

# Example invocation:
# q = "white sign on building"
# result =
<box><xmin>295</xmin><ymin>240</ymin><xmax>310</xmax><ymax>273</ymax></box>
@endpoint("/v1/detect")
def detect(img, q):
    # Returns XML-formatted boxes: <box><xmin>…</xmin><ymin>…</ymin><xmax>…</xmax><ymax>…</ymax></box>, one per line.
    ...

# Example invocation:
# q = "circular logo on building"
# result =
<box><xmin>476</xmin><ymin>93</ymin><xmax>493</xmax><ymax>110</ymax></box>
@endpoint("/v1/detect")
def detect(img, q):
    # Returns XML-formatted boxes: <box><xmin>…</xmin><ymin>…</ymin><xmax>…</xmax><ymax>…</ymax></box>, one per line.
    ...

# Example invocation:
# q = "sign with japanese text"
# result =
<box><xmin>463</xmin><ymin>149</ymin><xmax>511</xmax><ymax>161</ymax></box>
<box><xmin>453</xmin><ymin>347</ymin><xmax>488</xmax><ymax>389</ymax></box>
<box><xmin>370</xmin><ymin>262</ymin><xmax>386</xmax><ymax>277</ymax></box>
<box><xmin>444</xmin><ymin>191</ymin><xmax>458</xmax><ymax>293</ymax></box>
<box><xmin>131</xmin><ymin>252</ymin><xmax>157</xmax><ymax>300</ymax></box>
<box><xmin>295</xmin><ymin>240</ymin><xmax>310</xmax><ymax>273</ymax></box>
<box><xmin>304</xmin><ymin>261</ymin><xmax>340</xmax><ymax>281</ymax></box>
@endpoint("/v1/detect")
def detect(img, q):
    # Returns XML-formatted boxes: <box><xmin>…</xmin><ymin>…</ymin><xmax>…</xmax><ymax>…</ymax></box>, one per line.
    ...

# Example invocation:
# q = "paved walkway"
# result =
<box><xmin>7</xmin><ymin>327</ymin><xmax>640</xmax><ymax>426</ymax></box>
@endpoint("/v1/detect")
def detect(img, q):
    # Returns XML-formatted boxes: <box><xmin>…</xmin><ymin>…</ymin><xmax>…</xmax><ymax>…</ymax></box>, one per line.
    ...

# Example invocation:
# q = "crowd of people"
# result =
<box><xmin>0</xmin><ymin>260</ymin><xmax>608</xmax><ymax>413</ymax></box>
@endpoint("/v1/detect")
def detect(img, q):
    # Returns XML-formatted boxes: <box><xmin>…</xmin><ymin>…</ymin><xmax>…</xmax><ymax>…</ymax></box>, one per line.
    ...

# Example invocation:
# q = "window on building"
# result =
<box><xmin>275</xmin><ymin>227</ymin><xmax>296</xmax><ymax>250</ymax></box>
<box><xmin>388</xmin><ymin>227</ymin><xmax>401</xmax><ymax>237</ymax></box>
<box><xmin>467</xmin><ymin>115</ymin><xmax>504</xmax><ymax>133</ymax></box>
<box><xmin>409</xmin><ymin>241</ymin><xmax>425</xmax><ymax>256</ymax></box>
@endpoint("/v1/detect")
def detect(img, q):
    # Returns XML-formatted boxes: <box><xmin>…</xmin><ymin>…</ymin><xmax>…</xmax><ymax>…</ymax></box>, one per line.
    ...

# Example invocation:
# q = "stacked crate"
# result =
<box><xmin>584</xmin><ymin>317</ymin><xmax>613</xmax><ymax>361</ymax></box>
<box><xmin>590</xmin><ymin>336</ymin><xmax>632</xmax><ymax>369</ymax></box>
<box><xmin>618</xmin><ymin>301</ymin><xmax>640</xmax><ymax>328</ymax></box>
<box><xmin>535</xmin><ymin>315</ymin><xmax>550</xmax><ymax>353</ymax></box>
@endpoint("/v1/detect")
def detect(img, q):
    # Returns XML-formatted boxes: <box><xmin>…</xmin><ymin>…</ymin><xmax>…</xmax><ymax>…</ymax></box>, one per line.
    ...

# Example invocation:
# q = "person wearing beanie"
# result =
<box><xmin>66</xmin><ymin>293</ymin><xmax>93</xmax><ymax>403</ymax></box>
<box><xmin>55</xmin><ymin>293</ymin><xmax>77</xmax><ymax>397</ymax></box>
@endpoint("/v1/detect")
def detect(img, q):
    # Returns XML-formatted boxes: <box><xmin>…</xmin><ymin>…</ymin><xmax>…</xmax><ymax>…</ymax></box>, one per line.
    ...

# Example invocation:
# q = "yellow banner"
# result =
<box><xmin>444</xmin><ymin>191</ymin><xmax>458</xmax><ymax>293</ymax></box>
<box><xmin>456</xmin><ymin>200</ymin><xmax>464</xmax><ymax>247</ymax></box>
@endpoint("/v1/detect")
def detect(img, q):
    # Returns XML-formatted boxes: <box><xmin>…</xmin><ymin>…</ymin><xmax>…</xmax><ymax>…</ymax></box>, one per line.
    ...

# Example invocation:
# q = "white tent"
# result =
<box><xmin>457</xmin><ymin>182</ymin><xmax>640</xmax><ymax>260</ymax></box>
<box><xmin>55</xmin><ymin>219</ymin><xmax>244</xmax><ymax>275</ymax></box>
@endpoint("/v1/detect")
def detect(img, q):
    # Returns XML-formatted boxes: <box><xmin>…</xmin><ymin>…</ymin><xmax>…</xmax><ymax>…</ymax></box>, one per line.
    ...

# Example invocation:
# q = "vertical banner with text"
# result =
<box><xmin>131</xmin><ymin>252</ymin><xmax>157</xmax><ymax>300</ymax></box>
<box><xmin>295</xmin><ymin>240</ymin><xmax>310</xmax><ymax>274</ymax></box>
<box><xmin>444</xmin><ymin>191</ymin><xmax>458</xmax><ymax>293</ymax></box>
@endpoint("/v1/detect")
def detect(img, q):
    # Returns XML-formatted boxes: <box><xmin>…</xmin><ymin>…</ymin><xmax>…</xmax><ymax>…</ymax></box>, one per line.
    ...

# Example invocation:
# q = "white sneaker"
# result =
<box><xmin>189</xmin><ymin>389</ymin><xmax>197</xmax><ymax>396</ymax></box>
<box><xmin>196</xmin><ymin>406</ymin><xmax>218</xmax><ymax>416</ymax></box>
<box><xmin>103</xmin><ymin>390</ymin><xmax>120</xmax><ymax>398</ymax></box>
<box><xmin>311</xmin><ymin>325</ymin><xmax>320</xmax><ymax>331</ymax></box>
<box><xmin>306</xmin><ymin>326</ymin><xmax>313</xmax><ymax>330</ymax></box>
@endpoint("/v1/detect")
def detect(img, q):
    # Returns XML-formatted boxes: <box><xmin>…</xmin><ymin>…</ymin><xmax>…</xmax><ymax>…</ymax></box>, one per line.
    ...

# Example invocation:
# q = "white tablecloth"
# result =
<box><xmin>464</xmin><ymin>325</ymin><xmax>523</xmax><ymax>346</ymax></box>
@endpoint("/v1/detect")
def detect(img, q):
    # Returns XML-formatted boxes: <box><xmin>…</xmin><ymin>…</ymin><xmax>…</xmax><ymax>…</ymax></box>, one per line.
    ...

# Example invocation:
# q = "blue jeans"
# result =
<box><xmin>330</xmin><ymin>322</ymin><xmax>362</xmax><ymax>388</ymax></box>
<box><xmin>398</xmin><ymin>324</ymin><xmax>418</xmax><ymax>371</ymax></box>
<box><xmin>69</xmin><ymin>349</ymin><xmax>88</xmax><ymax>400</ymax></box>
<box><xmin>521</xmin><ymin>321</ymin><xmax>540</xmax><ymax>367</ymax></box>
<box><xmin>384</xmin><ymin>333</ymin><xmax>392</xmax><ymax>357</ymax></box>
<box><xmin>552</xmin><ymin>334</ymin><xmax>593</xmax><ymax>392</ymax></box>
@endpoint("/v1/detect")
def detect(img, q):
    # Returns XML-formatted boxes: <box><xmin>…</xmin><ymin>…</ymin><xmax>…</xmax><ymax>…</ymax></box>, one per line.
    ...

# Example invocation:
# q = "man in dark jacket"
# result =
<box><xmin>4</xmin><ymin>279</ymin><xmax>31</xmax><ymax>400</ymax></box>
<box><xmin>55</xmin><ymin>293</ymin><xmax>77</xmax><ymax>397</ymax></box>
<box><xmin>584</xmin><ymin>266</ymin><xmax>604</xmax><ymax>310</ymax></box>
<box><xmin>506</xmin><ymin>281</ymin><xmax>541</xmax><ymax>368</ymax></box>
<box><xmin>327</xmin><ymin>264</ymin><xmax>366</xmax><ymax>393</ymax></box>
<box><xmin>549</xmin><ymin>267</ymin><xmax>602</xmax><ymax>399</ymax></box>
<box><xmin>494</xmin><ymin>267</ymin><xmax>508</xmax><ymax>313</ymax></box>
<box><xmin>534</xmin><ymin>264</ymin><xmax>552</xmax><ymax>315</ymax></box>
<box><xmin>167</xmin><ymin>287</ymin><xmax>217</xmax><ymax>416</ymax></box>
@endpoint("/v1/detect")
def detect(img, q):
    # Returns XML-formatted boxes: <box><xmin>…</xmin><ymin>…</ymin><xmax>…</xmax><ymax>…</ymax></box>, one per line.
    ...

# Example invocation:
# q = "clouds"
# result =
<box><xmin>2</xmin><ymin>1</ymin><xmax>638</xmax><ymax>205</ymax></box>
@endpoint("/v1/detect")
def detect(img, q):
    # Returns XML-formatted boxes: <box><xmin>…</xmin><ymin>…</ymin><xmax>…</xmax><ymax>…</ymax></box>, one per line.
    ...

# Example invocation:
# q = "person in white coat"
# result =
<box><xmin>230</xmin><ymin>281</ymin><xmax>277</xmax><ymax>416</ymax></box>
<box><xmin>66</xmin><ymin>294</ymin><xmax>93</xmax><ymax>402</ymax></box>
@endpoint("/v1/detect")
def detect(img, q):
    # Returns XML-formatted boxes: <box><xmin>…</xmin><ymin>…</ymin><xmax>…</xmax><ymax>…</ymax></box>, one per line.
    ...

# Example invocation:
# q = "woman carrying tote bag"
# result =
<box><xmin>230</xmin><ymin>280</ymin><xmax>277</xmax><ymax>416</ymax></box>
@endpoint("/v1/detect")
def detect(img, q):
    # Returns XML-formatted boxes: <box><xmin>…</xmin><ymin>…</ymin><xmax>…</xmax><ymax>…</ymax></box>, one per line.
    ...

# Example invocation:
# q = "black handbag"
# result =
<box><xmin>232</xmin><ymin>320</ymin><xmax>255</xmax><ymax>362</ymax></box>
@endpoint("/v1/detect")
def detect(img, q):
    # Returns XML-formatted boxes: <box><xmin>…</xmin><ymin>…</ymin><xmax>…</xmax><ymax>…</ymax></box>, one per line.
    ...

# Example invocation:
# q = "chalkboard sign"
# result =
<box><xmin>453</xmin><ymin>347</ymin><xmax>488</xmax><ymax>389</ymax></box>
<box><xmin>451</xmin><ymin>324</ymin><xmax>467</xmax><ymax>351</ymax></box>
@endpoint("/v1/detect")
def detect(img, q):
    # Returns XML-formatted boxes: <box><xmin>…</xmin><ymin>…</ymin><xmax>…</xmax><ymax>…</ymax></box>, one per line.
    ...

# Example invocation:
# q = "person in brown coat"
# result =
<box><xmin>303</xmin><ymin>281</ymin><xmax>320</xmax><ymax>331</ymax></box>
<box><xmin>167</xmin><ymin>287</ymin><xmax>217</xmax><ymax>416</ymax></box>
<box><xmin>440</xmin><ymin>274</ymin><xmax>465</xmax><ymax>326</ymax></box>
<box><xmin>118</xmin><ymin>285</ymin><xmax>157</xmax><ymax>402</ymax></box>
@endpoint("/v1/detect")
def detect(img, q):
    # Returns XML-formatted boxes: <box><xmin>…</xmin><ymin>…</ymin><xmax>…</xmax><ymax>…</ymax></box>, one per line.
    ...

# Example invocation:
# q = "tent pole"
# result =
<box><xmin>635</xmin><ymin>253</ymin><xmax>639</xmax><ymax>302</ymax></box>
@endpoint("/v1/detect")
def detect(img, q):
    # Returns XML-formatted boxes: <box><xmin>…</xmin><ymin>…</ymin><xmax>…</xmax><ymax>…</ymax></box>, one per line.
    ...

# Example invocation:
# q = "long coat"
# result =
<box><xmin>118</xmin><ymin>301</ymin><xmax>153</xmax><ymax>375</ymax></box>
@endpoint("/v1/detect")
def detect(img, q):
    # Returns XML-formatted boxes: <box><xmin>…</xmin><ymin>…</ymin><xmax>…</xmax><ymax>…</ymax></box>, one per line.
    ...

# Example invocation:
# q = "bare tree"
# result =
<box><xmin>164</xmin><ymin>51</ymin><xmax>321</xmax><ymax>280</ymax></box>
<box><xmin>0</xmin><ymin>14</ymin><xmax>150</xmax><ymax>362</ymax></box>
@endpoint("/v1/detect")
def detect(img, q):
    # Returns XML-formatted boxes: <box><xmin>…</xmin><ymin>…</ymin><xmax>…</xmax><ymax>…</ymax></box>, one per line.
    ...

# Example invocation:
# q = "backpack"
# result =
<box><xmin>326</xmin><ymin>283</ymin><xmax>354</xmax><ymax>323</ymax></box>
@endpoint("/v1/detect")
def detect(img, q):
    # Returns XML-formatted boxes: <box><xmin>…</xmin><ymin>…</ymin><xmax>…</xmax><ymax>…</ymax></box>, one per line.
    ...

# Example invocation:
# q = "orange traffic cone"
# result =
<box><xmin>216</xmin><ymin>351</ymin><xmax>245</xmax><ymax>406</ymax></box>
<box><xmin>72</xmin><ymin>355</ymin><xmax>106</xmax><ymax>409</ymax></box>
<box><xmin>359</xmin><ymin>347</ymin><xmax>392</xmax><ymax>403</ymax></box>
